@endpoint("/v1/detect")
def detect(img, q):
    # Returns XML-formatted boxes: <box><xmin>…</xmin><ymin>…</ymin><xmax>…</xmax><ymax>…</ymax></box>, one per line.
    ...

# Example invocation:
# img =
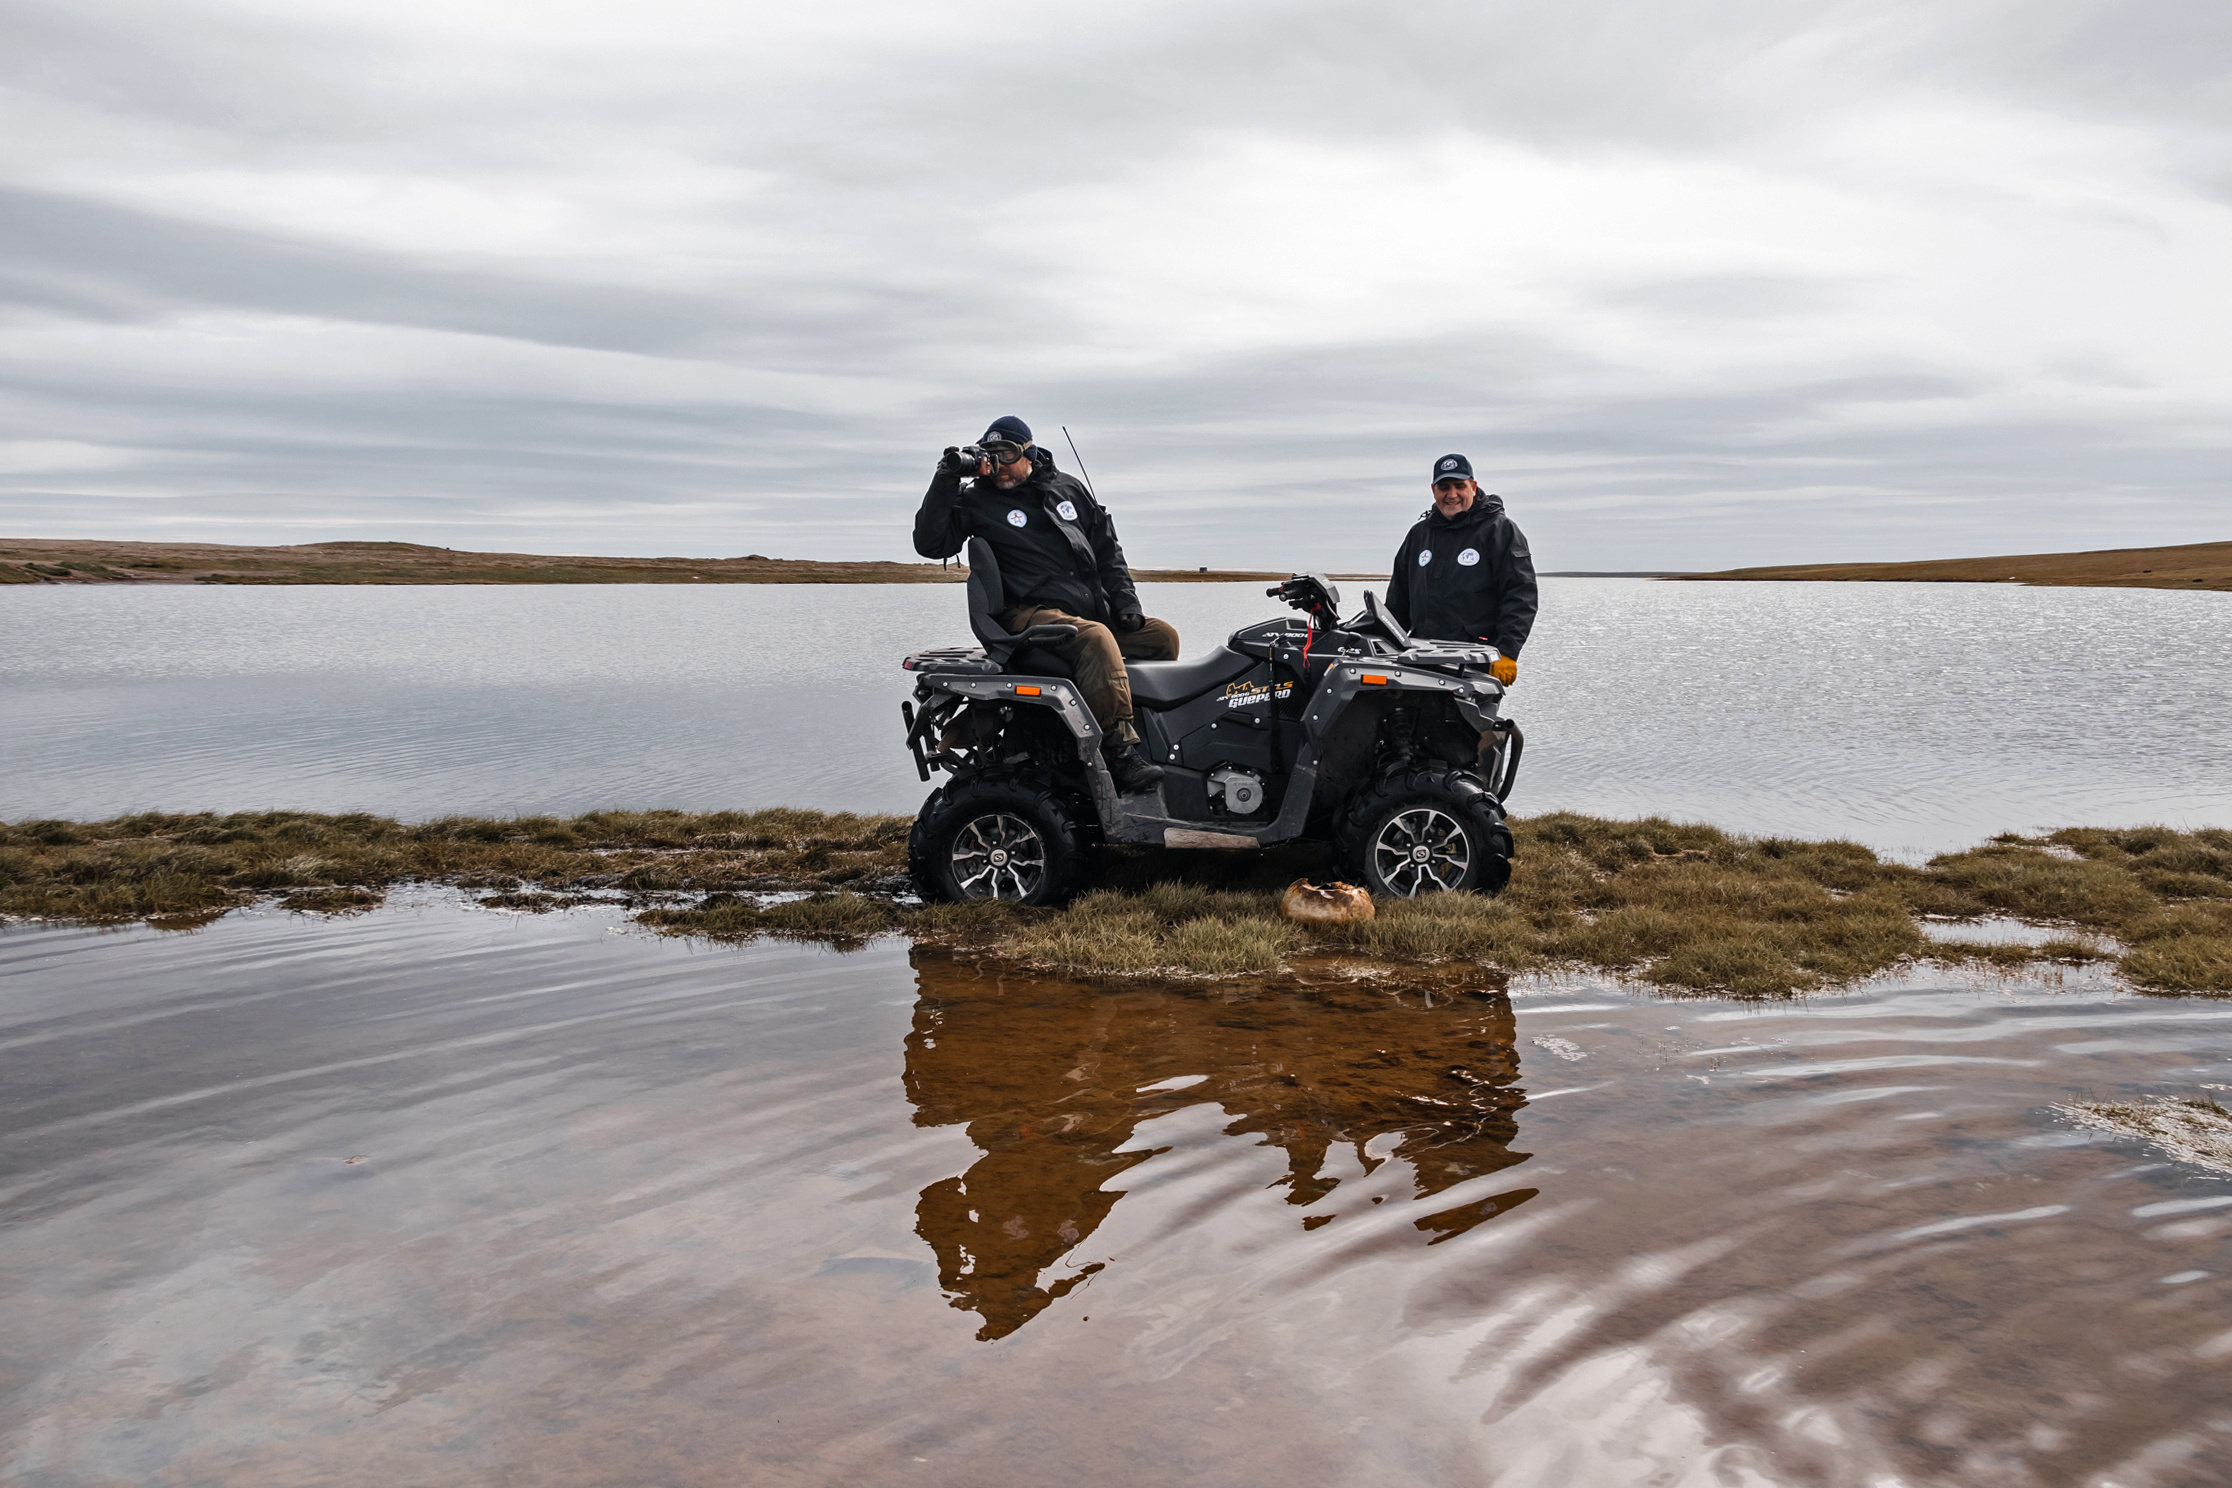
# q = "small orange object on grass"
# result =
<box><xmin>1278</xmin><ymin>879</ymin><xmax>1376</xmax><ymax>924</ymax></box>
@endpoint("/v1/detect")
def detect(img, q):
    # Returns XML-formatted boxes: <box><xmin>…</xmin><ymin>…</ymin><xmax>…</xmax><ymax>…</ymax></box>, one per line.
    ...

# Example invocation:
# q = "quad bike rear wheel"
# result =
<box><xmin>1336</xmin><ymin>767</ymin><xmax>1514</xmax><ymax>898</ymax></box>
<box><xmin>909</xmin><ymin>771</ymin><xmax>1094</xmax><ymax>906</ymax></box>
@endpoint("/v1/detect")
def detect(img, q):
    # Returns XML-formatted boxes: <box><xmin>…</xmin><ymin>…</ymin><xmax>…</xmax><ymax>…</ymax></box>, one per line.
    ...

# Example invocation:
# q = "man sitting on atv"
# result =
<box><xmin>1385</xmin><ymin>453</ymin><xmax>1538</xmax><ymax>687</ymax></box>
<box><xmin>913</xmin><ymin>416</ymin><xmax>1179</xmax><ymax>793</ymax></box>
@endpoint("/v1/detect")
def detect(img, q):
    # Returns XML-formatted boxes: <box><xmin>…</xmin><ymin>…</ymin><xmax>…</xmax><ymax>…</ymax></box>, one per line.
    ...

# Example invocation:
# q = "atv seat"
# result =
<box><xmin>1126</xmin><ymin>646</ymin><xmax>1256</xmax><ymax>708</ymax></box>
<box><xmin>965</xmin><ymin>537</ymin><xmax>1078</xmax><ymax>677</ymax></box>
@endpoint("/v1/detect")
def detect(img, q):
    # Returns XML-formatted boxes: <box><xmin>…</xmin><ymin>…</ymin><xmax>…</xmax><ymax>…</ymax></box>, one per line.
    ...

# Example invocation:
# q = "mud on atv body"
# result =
<box><xmin>901</xmin><ymin>547</ymin><xmax>1522</xmax><ymax>905</ymax></box>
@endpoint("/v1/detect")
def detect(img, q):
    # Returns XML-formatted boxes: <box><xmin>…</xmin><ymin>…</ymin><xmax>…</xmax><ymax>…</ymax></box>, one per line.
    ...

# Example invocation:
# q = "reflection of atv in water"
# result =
<box><xmin>900</xmin><ymin>537</ymin><xmax>1523</xmax><ymax>904</ymax></box>
<box><xmin>902</xmin><ymin>947</ymin><xmax>1532</xmax><ymax>1340</ymax></box>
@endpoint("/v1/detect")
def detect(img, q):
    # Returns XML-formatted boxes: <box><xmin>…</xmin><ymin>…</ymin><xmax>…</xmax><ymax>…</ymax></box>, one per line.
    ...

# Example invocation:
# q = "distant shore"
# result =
<box><xmin>8</xmin><ymin>536</ymin><xmax>2224</xmax><ymax>592</ymax></box>
<box><xmin>1673</xmin><ymin>539</ymin><xmax>2231</xmax><ymax>593</ymax></box>
<box><xmin>0</xmin><ymin>539</ymin><xmax>1286</xmax><ymax>587</ymax></box>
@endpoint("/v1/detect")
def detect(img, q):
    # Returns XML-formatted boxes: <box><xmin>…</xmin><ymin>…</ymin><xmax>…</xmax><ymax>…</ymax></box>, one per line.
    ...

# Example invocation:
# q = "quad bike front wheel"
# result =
<box><xmin>909</xmin><ymin>771</ymin><xmax>1093</xmax><ymax>906</ymax></box>
<box><xmin>1336</xmin><ymin>767</ymin><xmax>1514</xmax><ymax>898</ymax></box>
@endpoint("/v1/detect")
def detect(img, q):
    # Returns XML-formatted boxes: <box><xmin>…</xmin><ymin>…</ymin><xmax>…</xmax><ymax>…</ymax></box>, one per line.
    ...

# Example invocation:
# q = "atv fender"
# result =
<box><xmin>911</xmin><ymin>673</ymin><xmax>1128</xmax><ymax>832</ymax></box>
<box><xmin>1251</xmin><ymin>659</ymin><xmax>1509</xmax><ymax>840</ymax></box>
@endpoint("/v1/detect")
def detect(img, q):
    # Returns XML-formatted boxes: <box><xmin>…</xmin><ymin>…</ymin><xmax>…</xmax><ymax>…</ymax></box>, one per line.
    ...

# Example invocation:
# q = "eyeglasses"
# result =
<box><xmin>982</xmin><ymin>442</ymin><xmax>1028</xmax><ymax>465</ymax></box>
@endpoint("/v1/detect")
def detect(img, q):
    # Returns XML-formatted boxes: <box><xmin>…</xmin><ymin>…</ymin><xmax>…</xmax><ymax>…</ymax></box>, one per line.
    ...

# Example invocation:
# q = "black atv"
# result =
<box><xmin>900</xmin><ymin>537</ymin><xmax>1523</xmax><ymax>905</ymax></box>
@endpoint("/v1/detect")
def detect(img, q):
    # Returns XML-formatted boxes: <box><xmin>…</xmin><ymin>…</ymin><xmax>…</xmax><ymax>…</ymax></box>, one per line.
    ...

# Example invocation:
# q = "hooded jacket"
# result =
<box><xmin>913</xmin><ymin>448</ymin><xmax>1140</xmax><ymax>623</ymax></box>
<box><xmin>1384</xmin><ymin>495</ymin><xmax>1538</xmax><ymax>656</ymax></box>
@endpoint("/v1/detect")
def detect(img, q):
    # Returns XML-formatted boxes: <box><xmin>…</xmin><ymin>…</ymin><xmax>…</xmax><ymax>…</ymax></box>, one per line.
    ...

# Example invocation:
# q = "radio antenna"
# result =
<box><xmin>1061</xmin><ymin>426</ymin><xmax>1096</xmax><ymax>497</ymax></box>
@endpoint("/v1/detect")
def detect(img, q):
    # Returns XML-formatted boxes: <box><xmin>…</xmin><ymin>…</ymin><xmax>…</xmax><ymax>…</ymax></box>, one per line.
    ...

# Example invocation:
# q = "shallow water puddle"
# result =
<box><xmin>1915</xmin><ymin>915</ymin><xmax>2118</xmax><ymax>950</ymax></box>
<box><xmin>4</xmin><ymin>896</ymin><xmax>2231</xmax><ymax>1485</ymax></box>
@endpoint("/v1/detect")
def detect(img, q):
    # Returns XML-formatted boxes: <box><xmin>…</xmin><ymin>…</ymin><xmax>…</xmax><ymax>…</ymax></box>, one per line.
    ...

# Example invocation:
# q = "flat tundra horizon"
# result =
<box><xmin>0</xmin><ymin>539</ymin><xmax>1285</xmax><ymax>586</ymax></box>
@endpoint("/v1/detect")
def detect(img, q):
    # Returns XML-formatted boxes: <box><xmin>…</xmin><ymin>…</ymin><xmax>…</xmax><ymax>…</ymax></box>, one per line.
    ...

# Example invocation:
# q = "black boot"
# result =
<box><xmin>1103</xmin><ymin>740</ymin><xmax>1165</xmax><ymax>794</ymax></box>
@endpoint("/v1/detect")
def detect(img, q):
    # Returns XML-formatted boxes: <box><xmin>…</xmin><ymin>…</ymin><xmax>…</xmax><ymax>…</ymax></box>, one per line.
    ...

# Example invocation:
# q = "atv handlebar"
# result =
<box><xmin>1267</xmin><ymin>573</ymin><xmax>1342</xmax><ymax>630</ymax></box>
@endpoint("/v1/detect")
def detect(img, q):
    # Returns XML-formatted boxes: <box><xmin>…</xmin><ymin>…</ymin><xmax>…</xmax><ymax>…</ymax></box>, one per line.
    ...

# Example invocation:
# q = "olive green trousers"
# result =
<box><xmin>1000</xmin><ymin>606</ymin><xmax>1180</xmax><ymax>744</ymax></box>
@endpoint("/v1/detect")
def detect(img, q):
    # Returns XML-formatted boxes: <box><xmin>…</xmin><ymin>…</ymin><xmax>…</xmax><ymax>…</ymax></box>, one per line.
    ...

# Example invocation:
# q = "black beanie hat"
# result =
<box><xmin>981</xmin><ymin>415</ymin><xmax>1033</xmax><ymax>447</ymax></box>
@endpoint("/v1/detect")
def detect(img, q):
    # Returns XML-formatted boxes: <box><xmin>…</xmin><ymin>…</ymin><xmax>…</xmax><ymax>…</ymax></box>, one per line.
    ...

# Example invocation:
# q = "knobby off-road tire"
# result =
<box><xmin>1335</xmin><ymin>767</ymin><xmax>1514</xmax><ymax>898</ymax></box>
<box><xmin>909</xmin><ymin>770</ymin><xmax>1095</xmax><ymax>906</ymax></box>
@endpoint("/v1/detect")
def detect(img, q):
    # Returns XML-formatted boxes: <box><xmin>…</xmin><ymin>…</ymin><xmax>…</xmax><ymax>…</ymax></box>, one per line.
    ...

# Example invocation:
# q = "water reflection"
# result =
<box><xmin>12</xmin><ymin>908</ymin><xmax>2232</xmax><ymax>1484</ymax></box>
<box><xmin>902</xmin><ymin>951</ymin><xmax>1536</xmax><ymax>1339</ymax></box>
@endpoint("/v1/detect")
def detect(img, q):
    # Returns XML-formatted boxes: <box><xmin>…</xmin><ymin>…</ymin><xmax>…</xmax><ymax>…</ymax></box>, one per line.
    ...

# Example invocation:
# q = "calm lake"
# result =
<box><xmin>5</xmin><ymin>579</ymin><xmax>2231</xmax><ymax>1484</ymax></box>
<box><xmin>5</xmin><ymin>900</ymin><xmax>2231</xmax><ymax>1485</ymax></box>
<box><xmin>3</xmin><ymin>578</ymin><xmax>2227</xmax><ymax>856</ymax></box>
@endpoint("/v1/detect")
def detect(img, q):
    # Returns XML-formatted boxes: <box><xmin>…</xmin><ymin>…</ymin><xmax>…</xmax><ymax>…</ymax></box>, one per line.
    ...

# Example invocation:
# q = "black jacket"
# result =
<box><xmin>913</xmin><ymin>450</ymin><xmax>1139</xmax><ymax>623</ymax></box>
<box><xmin>1384</xmin><ymin>496</ymin><xmax>1538</xmax><ymax>656</ymax></box>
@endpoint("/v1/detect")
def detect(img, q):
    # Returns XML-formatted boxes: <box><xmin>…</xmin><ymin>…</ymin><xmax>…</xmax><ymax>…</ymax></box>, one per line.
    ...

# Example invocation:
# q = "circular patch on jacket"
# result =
<box><xmin>1457</xmin><ymin>547</ymin><xmax>1480</xmax><ymax>566</ymax></box>
<box><xmin>1006</xmin><ymin>509</ymin><xmax>1027</xmax><ymax>527</ymax></box>
<box><xmin>1056</xmin><ymin>500</ymin><xmax>1078</xmax><ymax>521</ymax></box>
<box><xmin>1418</xmin><ymin>549</ymin><xmax>1433</xmax><ymax>566</ymax></box>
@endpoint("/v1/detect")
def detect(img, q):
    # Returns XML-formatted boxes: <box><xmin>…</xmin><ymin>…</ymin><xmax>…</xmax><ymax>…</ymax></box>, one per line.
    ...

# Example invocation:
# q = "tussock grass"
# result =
<box><xmin>976</xmin><ymin>815</ymin><xmax>2232</xmax><ymax>996</ymax></box>
<box><xmin>1479</xmin><ymin>815</ymin><xmax>1933</xmax><ymax>996</ymax></box>
<box><xmin>999</xmin><ymin>887</ymin><xmax>1301</xmax><ymax>976</ymax></box>
<box><xmin>8</xmin><ymin>808</ymin><xmax>2231</xmax><ymax>998</ymax></box>
<box><xmin>0</xmin><ymin>808</ymin><xmax>911</xmax><ymax>928</ymax></box>
<box><xmin>637</xmin><ymin>890</ymin><xmax>913</xmax><ymax>944</ymax></box>
<box><xmin>478</xmin><ymin>891</ymin><xmax>603</xmax><ymax>913</ymax></box>
<box><xmin>278</xmin><ymin>887</ymin><xmax>384</xmax><ymax>915</ymax></box>
<box><xmin>1312</xmin><ymin>893</ymin><xmax>1538</xmax><ymax>964</ymax></box>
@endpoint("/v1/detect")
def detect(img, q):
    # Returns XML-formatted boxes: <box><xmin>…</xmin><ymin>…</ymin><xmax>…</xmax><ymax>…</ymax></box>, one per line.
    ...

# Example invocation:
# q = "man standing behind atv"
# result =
<box><xmin>913</xmin><ymin>416</ymin><xmax>1179</xmax><ymax>793</ymax></box>
<box><xmin>1384</xmin><ymin>453</ymin><xmax>1538</xmax><ymax>687</ymax></box>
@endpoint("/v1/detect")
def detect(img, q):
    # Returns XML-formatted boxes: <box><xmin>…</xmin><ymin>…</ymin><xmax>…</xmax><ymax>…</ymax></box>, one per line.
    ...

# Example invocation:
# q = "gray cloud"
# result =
<box><xmin>0</xmin><ymin>188</ymin><xmax>737</xmax><ymax>352</ymax></box>
<box><xmin>1</xmin><ymin>0</ymin><xmax>2227</xmax><ymax>569</ymax></box>
<box><xmin>1597</xmin><ymin>274</ymin><xmax>1862</xmax><ymax>321</ymax></box>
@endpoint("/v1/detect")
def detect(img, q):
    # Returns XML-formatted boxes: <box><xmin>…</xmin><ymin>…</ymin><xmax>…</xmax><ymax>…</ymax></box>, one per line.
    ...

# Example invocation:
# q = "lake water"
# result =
<box><xmin>3</xmin><ymin>579</ymin><xmax>2228</xmax><ymax>857</ymax></box>
<box><xmin>5</xmin><ymin>898</ymin><xmax>2230</xmax><ymax>1486</ymax></box>
<box><xmin>8</xmin><ymin>581</ymin><xmax>2232</xmax><ymax>1483</ymax></box>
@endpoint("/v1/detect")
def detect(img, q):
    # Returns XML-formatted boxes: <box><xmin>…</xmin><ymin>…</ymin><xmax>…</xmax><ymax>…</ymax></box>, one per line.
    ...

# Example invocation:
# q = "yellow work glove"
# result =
<box><xmin>1491</xmin><ymin>655</ymin><xmax>1518</xmax><ymax>686</ymax></box>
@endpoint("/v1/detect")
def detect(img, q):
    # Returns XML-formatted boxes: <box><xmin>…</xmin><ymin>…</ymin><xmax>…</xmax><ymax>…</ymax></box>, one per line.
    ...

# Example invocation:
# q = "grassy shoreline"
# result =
<box><xmin>9</xmin><ymin>537</ymin><xmax>2227</xmax><ymax>591</ymax></box>
<box><xmin>0</xmin><ymin>539</ymin><xmax>1283</xmax><ymax>587</ymax></box>
<box><xmin>1674</xmin><ymin>538</ymin><xmax>2232</xmax><ymax>592</ymax></box>
<box><xmin>5</xmin><ymin>808</ymin><xmax>2227</xmax><ymax>998</ymax></box>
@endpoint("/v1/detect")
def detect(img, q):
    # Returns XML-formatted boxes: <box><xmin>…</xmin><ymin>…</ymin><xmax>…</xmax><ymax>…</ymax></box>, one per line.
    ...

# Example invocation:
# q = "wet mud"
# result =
<box><xmin>5</xmin><ymin>894</ymin><xmax>2232</xmax><ymax>1485</ymax></box>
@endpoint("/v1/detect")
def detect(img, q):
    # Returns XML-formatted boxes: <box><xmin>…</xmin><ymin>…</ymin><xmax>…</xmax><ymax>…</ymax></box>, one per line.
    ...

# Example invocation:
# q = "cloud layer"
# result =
<box><xmin>3</xmin><ymin>0</ymin><xmax>2228</xmax><ymax>568</ymax></box>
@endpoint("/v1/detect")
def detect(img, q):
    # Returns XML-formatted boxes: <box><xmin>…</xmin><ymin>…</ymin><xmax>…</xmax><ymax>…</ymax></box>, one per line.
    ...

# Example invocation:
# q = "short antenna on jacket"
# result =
<box><xmin>1061</xmin><ymin>426</ymin><xmax>1096</xmax><ymax>498</ymax></box>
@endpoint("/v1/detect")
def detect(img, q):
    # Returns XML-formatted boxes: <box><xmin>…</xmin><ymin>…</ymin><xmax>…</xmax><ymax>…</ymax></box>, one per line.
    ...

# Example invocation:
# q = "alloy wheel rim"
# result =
<box><xmin>1371</xmin><ymin>807</ymin><xmax>1471</xmax><ymax>896</ymax></box>
<box><xmin>950</xmin><ymin>813</ymin><xmax>1049</xmax><ymax>900</ymax></box>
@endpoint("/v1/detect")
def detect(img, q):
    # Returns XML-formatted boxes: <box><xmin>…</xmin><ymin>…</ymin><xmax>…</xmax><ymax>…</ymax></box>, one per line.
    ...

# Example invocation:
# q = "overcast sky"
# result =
<box><xmin>2</xmin><ymin>0</ymin><xmax>2227</xmax><ymax>569</ymax></box>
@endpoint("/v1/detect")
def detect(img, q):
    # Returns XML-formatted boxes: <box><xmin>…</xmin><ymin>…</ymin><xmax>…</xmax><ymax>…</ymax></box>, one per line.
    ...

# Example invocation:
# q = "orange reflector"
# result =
<box><xmin>1014</xmin><ymin>685</ymin><xmax>1041</xmax><ymax>695</ymax></box>
<box><xmin>1361</xmin><ymin>674</ymin><xmax>1388</xmax><ymax>685</ymax></box>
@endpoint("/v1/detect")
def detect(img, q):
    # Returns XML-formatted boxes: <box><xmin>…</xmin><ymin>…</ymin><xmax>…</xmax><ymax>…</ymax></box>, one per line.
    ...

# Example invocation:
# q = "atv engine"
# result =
<box><xmin>1205</xmin><ymin>766</ymin><xmax>1265</xmax><ymax>816</ymax></box>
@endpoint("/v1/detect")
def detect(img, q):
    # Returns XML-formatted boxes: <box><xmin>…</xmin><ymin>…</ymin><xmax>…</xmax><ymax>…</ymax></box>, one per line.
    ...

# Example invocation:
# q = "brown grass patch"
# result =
<box><xmin>1675</xmin><ymin>537</ymin><xmax>2232</xmax><ymax>592</ymax></box>
<box><xmin>998</xmin><ymin>887</ymin><xmax>1301</xmax><ymax>976</ymax></box>
<box><xmin>278</xmin><ymin>887</ymin><xmax>384</xmax><ymax>915</ymax></box>
<box><xmin>8</xmin><ymin>808</ymin><xmax>2231</xmax><ymax>998</ymax></box>
<box><xmin>0</xmin><ymin>808</ymin><xmax>910</xmax><ymax>926</ymax></box>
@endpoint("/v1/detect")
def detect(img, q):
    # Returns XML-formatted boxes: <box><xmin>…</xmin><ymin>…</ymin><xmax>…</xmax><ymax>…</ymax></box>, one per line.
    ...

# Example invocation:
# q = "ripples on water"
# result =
<box><xmin>5</xmin><ymin>897</ymin><xmax>2231</xmax><ymax>1485</ymax></box>
<box><xmin>6</xmin><ymin>578</ymin><xmax>2230</xmax><ymax>1479</ymax></box>
<box><xmin>3</xmin><ymin>580</ymin><xmax>2226</xmax><ymax>854</ymax></box>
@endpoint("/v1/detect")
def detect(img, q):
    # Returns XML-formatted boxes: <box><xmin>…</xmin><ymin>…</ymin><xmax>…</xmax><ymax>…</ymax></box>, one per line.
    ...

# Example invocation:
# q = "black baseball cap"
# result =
<box><xmin>981</xmin><ymin>415</ymin><xmax>1033</xmax><ymax>448</ymax></box>
<box><xmin>1430</xmin><ymin>453</ymin><xmax>1474</xmax><ymax>484</ymax></box>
